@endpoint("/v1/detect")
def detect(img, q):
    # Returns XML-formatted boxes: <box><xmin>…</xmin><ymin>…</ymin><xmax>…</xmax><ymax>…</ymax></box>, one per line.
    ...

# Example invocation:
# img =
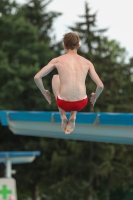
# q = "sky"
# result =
<box><xmin>19</xmin><ymin>0</ymin><xmax>133</xmax><ymax>59</ymax></box>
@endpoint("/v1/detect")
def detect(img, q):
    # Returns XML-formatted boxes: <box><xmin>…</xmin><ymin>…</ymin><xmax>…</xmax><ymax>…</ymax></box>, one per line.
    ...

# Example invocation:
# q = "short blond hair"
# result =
<box><xmin>63</xmin><ymin>32</ymin><xmax>80</xmax><ymax>50</ymax></box>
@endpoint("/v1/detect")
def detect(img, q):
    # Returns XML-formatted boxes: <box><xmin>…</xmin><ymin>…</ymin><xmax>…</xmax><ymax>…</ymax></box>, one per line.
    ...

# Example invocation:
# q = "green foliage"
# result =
<box><xmin>0</xmin><ymin>0</ymin><xmax>17</xmax><ymax>16</ymax></box>
<box><xmin>18</xmin><ymin>0</ymin><xmax>61</xmax><ymax>41</ymax></box>
<box><xmin>69</xmin><ymin>2</ymin><xmax>133</xmax><ymax>113</ymax></box>
<box><xmin>0</xmin><ymin>6</ymin><xmax>58</xmax><ymax>110</ymax></box>
<box><xmin>69</xmin><ymin>2</ymin><xmax>107</xmax><ymax>59</ymax></box>
<box><xmin>67</xmin><ymin>2</ymin><xmax>133</xmax><ymax>200</ymax></box>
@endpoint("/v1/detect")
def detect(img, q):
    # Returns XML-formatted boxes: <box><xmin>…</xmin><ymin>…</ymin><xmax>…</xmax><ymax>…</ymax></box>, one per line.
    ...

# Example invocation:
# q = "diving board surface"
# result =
<box><xmin>0</xmin><ymin>111</ymin><xmax>133</xmax><ymax>145</ymax></box>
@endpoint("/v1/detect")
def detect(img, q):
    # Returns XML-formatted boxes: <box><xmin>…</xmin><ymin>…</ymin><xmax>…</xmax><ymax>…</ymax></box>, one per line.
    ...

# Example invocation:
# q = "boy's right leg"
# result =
<box><xmin>65</xmin><ymin>111</ymin><xmax>77</xmax><ymax>134</ymax></box>
<box><xmin>52</xmin><ymin>75</ymin><xmax>68</xmax><ymax>132</ymax></box>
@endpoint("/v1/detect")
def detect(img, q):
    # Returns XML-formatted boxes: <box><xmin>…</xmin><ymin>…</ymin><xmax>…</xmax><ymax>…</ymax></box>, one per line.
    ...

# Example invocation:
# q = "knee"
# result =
<box><xmin>52</xmin><ymin>74</ymin><xmax>59</xmax><ymax>82</ymax></box>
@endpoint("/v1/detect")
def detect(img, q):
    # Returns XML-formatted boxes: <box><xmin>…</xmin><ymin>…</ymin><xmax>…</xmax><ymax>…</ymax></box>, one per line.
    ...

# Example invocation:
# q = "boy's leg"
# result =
<box><xmin>65</xmin><ymin>111</ymin><xmax>77</xmax><ymax>134</ymax></box>
<box><xmin>52</xmin><ymin>75</ymin><xmax>68</xmax><ymax>132</ymax></box>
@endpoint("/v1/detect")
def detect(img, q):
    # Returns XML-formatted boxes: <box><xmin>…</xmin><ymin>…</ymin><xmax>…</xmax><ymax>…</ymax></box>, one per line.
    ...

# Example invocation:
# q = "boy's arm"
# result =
<box><xmin>88</xmin><ymin>62</ymin><xmax>104</xmax><ymax>105</ymax></box>
<box><xmin>34</xmin><ymin>59</ymin><xmax>56</xmax><ymax>104</ymax></box>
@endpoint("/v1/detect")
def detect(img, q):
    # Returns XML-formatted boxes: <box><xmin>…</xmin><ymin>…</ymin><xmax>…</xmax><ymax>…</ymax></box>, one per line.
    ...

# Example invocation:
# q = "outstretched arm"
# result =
<box><xmin>34</xmin><ymin>59</ymin><xmax>56</xmax><ymax>104</ymax></box>
<box><xmin>88</xmin><ymin>62</ymin><xmax>104</xmax><ymax>106</ymax></box>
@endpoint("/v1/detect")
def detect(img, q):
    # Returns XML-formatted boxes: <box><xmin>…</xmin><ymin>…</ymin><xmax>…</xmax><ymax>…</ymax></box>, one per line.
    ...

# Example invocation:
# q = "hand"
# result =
<box><xmin>44</xmin><ymin>90</ymin><xmax>52</xmax><ymax>104</ymax></box>
<box><xmin>90</xmin><ymin>92</ymin><xmax>96</xmax><ymax>106</ymax></box>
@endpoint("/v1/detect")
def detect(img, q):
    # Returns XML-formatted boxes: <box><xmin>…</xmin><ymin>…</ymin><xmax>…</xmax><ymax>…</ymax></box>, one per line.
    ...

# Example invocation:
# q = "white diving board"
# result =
<box><xmin>0</xmin><ymin>151</ymin><xmax>40</xmax><ymax>178</ymax></box>
<box><xmin>0</xmin><ymin>111</ymin><xmax>133</xmax><ymax>145</ymax></box>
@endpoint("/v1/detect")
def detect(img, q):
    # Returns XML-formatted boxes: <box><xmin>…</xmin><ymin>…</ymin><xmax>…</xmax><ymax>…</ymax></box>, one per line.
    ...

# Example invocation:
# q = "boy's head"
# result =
<box><xmin>63</xmin><ymin>32</ymin><xmax>80</xmax><ymax>50</ymax></box>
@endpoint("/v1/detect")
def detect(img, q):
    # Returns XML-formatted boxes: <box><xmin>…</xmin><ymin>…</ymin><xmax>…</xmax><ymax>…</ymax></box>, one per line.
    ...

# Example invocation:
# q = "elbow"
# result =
<box><xmin>34</xmin><ymin>75</ymin><xmax>39</xmax><ymax>81</ymax></box>
<box><xmin>101</xmin><ymin>83</ymin><xmax>104</xmax><ymax>89</ymax></box>
<box><xmin>98</xmin><ymin>83</ymin><xmax>104</xmax><ymax>90</ymax></box>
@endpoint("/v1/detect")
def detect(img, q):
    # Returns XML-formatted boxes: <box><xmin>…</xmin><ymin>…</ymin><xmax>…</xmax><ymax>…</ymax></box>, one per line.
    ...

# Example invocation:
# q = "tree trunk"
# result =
<box><xmin>106</xmin><ymin>191</ymin><xmax>110</xmax><ymax>200</ymax></box>
<box><xmin>87</xmin><ymin>142</ymin><xmax>94</xmax><ymax>200</ymax></box>
<box><xmin>32</xmin><ymin>183</ymin><xmax>40</xmax><ymax>200</ymax></box>
<box><xmin>88</xmin><ymin>194</ymin><xmax>93</xmax><ymax>200</ymax></box>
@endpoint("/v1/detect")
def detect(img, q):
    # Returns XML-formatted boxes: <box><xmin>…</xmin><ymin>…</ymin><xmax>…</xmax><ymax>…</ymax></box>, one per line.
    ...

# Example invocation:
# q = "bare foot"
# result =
<box><xmin>65</xmin><ymin>117</ymin><xmax>76</xmax><ymax>134</ymax></box>
<box><xmin>61</xmin><ymin>117</ymin><xmax>68</xmax><ymax>132</ymax></box>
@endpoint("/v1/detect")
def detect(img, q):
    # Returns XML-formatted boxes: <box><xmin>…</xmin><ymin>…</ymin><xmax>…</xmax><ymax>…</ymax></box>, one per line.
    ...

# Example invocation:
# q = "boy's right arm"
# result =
<box><xmin>88</xmin><ymin>62</ymin><xmax>104</xmax><ymax>106</ymax></box>
<box><xmin>34</xmin><ymin>58</ymin><xmax>57</xmax><ymax>104</ymax></box>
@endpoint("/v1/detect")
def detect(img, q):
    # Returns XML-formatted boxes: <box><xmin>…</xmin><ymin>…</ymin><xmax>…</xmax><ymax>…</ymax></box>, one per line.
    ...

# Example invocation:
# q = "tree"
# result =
<box><xmin>67</xmin><ymin>2</ymin><xmax>133</xmax><ymax>200</ymax></box>
<box><xmin>0</xmin><ymin>0</ymin><xmax>60</xmax><ymax>111</ymax></box>
<box><xmin>69</xmin><ymin>1</ymin><xmax>132</xmax><ymax>113</ymax></box>
<box><xmin>17</xmin><ymin>0</ymin><xmax>62</xmax><ymax>98</ymax></box>
<box><xmin>69</xmin><ymin>2</ymin><xmax>107</xmax><ymax>60</ymax></box>
<box><xmin>0</xmin><ymin>1</ymin><xmax>61</xmax><ymax>199</ymax></box>
<box><xmin>18</xmin><ymin>0</ymin><xmax>61</xmax><ymax>42</ymax></box>
<box><xmin>0</xmin><ymin>0</ymin><xmax>17</xmax><ymax>16</ymax></box>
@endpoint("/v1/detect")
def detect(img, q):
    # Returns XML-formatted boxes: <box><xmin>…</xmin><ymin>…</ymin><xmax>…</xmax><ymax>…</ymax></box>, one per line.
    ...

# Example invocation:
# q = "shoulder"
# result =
<box><xmin>88</xmin><ymin>60</ymin><xmax>94</xmax><ymax>68</ymax></box>
<box><xmin>47</xmin><ymin>57</ymin><xmax>59</xmax><ymax>67</ymax></box>
<box><xmin>79</xmin><ymin>55</ymin><xmax>93</xmax><ymax>69</ymax></box>
<box><xmin>49</xmin><ymin>58</ymin><xmax>58</xmax><ymax>64</ymax></box>
<box><xmin>50</xmin><ymin>55</ymin><xmax>64</xmax><ymax>63</ymax></box>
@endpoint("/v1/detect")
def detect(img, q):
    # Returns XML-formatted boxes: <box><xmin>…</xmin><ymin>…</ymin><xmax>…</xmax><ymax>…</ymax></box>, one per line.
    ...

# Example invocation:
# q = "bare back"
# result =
<box><xmin>34</xmin><ymin>51</ymin><xmax>103</xmax><ymax>103</ymax></box>
<box><xmin>55</xmin><ymin>54</ymin><xmax>89</xmax><ymax>101</ymax></box>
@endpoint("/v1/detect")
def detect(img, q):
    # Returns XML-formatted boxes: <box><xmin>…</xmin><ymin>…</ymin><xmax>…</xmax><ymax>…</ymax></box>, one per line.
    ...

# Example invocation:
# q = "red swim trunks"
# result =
<box><xmin>56</xmin><ymin>95</ymin><xmax>88</xmax><ymax>112</ymax></box>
